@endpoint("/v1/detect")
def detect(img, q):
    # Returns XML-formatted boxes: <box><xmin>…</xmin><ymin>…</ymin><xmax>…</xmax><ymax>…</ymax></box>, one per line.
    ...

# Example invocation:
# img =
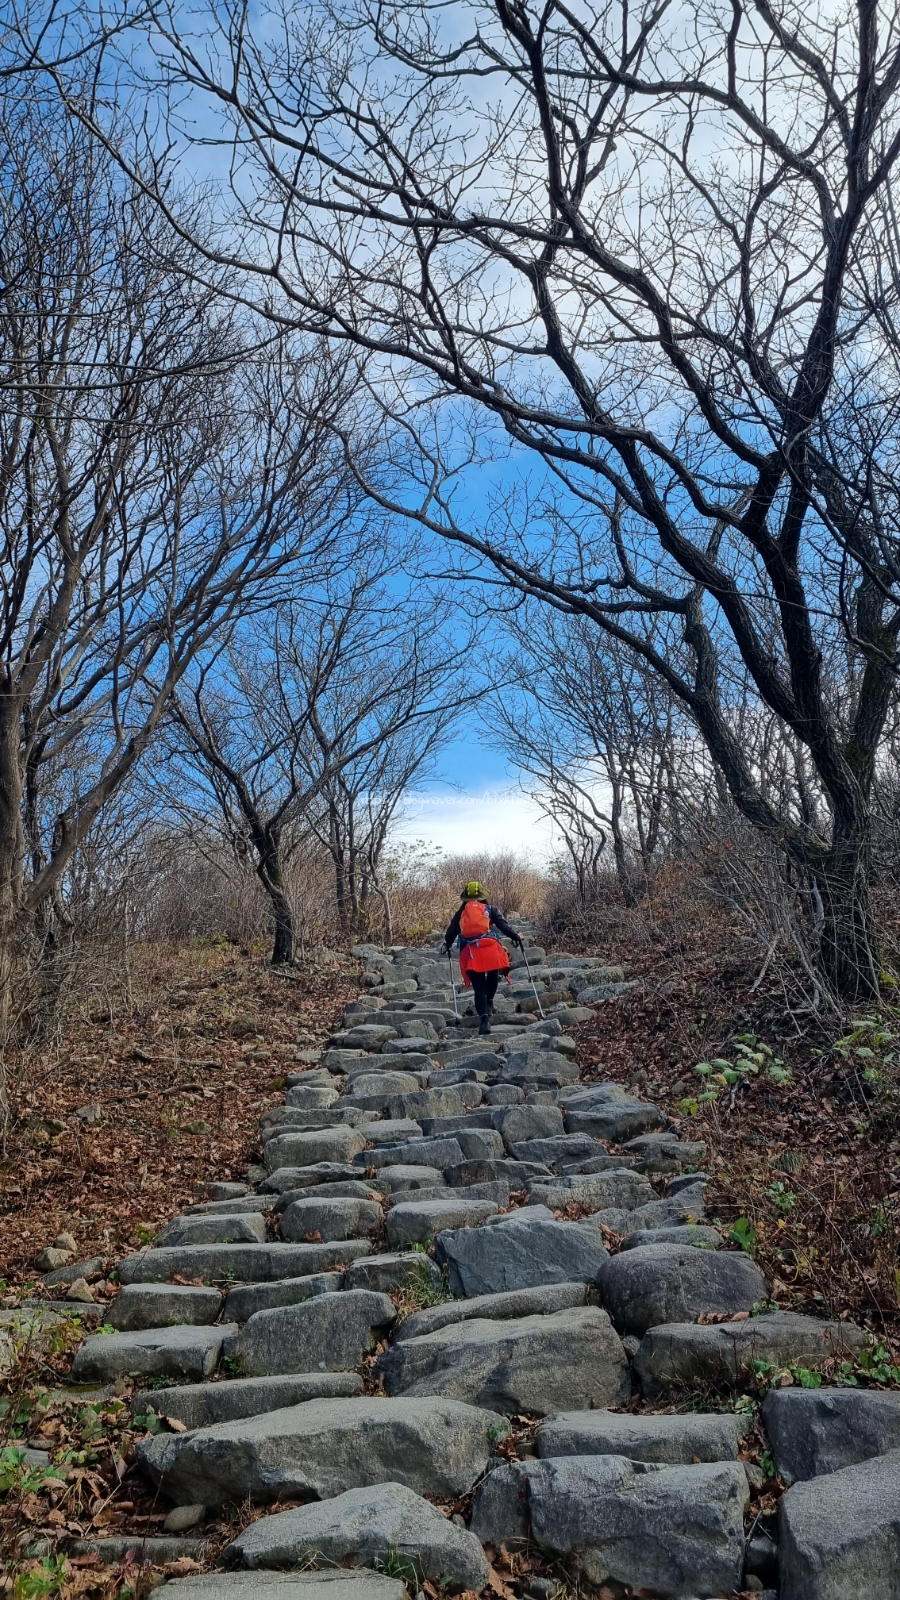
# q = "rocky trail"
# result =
<box><xmin>10</xmin><ymin>932</ymin><xmax>900</xmax><ymax>1599</ymax></box>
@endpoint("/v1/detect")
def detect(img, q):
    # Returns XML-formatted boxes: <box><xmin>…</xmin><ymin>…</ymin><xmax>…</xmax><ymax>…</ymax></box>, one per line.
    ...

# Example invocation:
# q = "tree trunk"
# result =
<box><xmin>255</xmin><ymin>838</ymin><xmax>295</xmax><ymax>965</ymax></box>
<box><xmin>270</xmin><ymin>895</ymin><xmax>295</xmax><ymax>965</ymax></box>
<box><xmin>813</xmin><ymin>815</ymin><xmax>880</xmax><ymax>1004</ymax></box>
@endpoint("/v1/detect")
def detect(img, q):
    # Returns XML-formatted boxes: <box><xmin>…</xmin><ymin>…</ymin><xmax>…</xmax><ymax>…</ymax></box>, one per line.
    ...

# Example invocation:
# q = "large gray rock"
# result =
<box><xmin>262</xmin><ymin>1106</ymin><xmax>371</xmax><ymax>1134</ymax></box>
<box><xmin>599</xmin><ymin>1244</ymin><xmax>766</xmax><ymax>1335</ymax></box>
<box><xmin>385</xmin><ymin>1197</ymin><xmax>498</xmax><ymax>1247</ymax></box>
<box><xmin>119</xmin><ymin>1242</ymin><xmax>371</xmax><ymax>1285</ymax></box>
<box><xmin>344</xmin><ymin>1253</ymin><xmax>444</xmax><ymax>1295</ymax></box>
<box><xmin>265</xmin><ymin>1127</ymin><xmax>367</xmax><ymax>1172</ymax></box>
<box><xmin>155</xmin><ymin>1212</ymin><xmax>267</xmax><ymax>1247</ymax></box>
<box><xmin>133</xmin><ymin>1372</ymin><xmax>364</xmax><ymax>1428</ymax></box>
<box><xmin>529</xmin><ymin>1170</ymin><xmax>655</xmax><ymax>1212</ymax></box>
<box><xmin>436</xmin><ymin>1213</ymin><xmax>608</xmax><ymax>1296</ymax></box>
<box><xmin>537</xmin><ymin>1408</ymin><xmax>744</xmax><ymax>1464</ymax></box>
<box><xmin>72</xmin><ymin>1323</ymin><xmax>237</xmax><ymax>1383</ymax></box>
<box><xmin>234</xmin><ymin>1291</ymin><xmax>396</xmax><ymax>1375</ymax></box>
<box><xmin>635</xmin><ymin>1312</ymin><xmax>867</xmax><ymax>1397</ymax></box>
<box><xmin>224</xmin><ymin>1482</ymin><xmax>489</xmax><ymax>1590</ymax></box>
<box><xmin>280</xmin><ymin>1197</ymin><xmax>383</xmax><ymax>1242</ymax></box>
<box><xmin>470</xmin><ymin>1455</ymin><xmax>747</xmax><ymax>1595</ymax></box>
<box><xmin>453</xmin><ymin>1128</ymin><xmax>504</xmax><ymax>1160</ymax></box>
<box><xmin>510</xmin><ymin>1135</ymin><xmax>603</xmax><ymax>1167</ymax></box>
<box><xmin>376</xmin><ymin>1165</ymin><xmax>445</xmax><ymax>1192</ymax></box>
<box><xmin>376</xmin><ymin>1306</ymin><xmax>630</xmax><ymax>1415</ymax></box>
<box><xmin>136</xmin><ymin>1395</ymin><xmax>498</xmax><ymax>1506</ymax></box>
<box><xmin>490</xmin><ymin>1107</ymin><xmax>565</xmax><ymax>1147</ymax></box>
<box><xmin>358</xmin><ymin>1137</ymin><xmax>464</xmax><ymax>1172</ymax></box>
<box><xmin>330</xmin><ymin>1026</ymin><xmax>398</xmax><ymax>1049</ymax></box>
<box><xmin>224</xmin><ymin>1274</ymin><xmax>344</xmax><ymax>1321</ymax></box>
<box><xmin>388</xmin><ymin>1088</ymin><xmax>465</xmax><ymax>1120</ymax></box>
<box><xmin>396</xmin><ymin>1282</ymin><xmax>588</xmax><ymax>1341</ymax></box>
<box><xmin>779</xmin><ymin>1448</ymin><xmax>900</xmax><ymax>1599</ymax></box>
<box><xmin>160</xmin><ymin>1574</ymin><xmax>404</xmax><ymax>1600</ymax></box>
<box><xmin>360</xmin><ymin>1119</ymin><xmax>424</xmax><ymax>1147</ymax></box>
<box><xmin>498</xmin><ymin>1052</ymin><xmax>579</xmax><ymax>1086</ymax></box>
<box><xmin>285</xmin><ymin>1084</ymin><xmax>339</xmax><ymax>1108</ymax></box>
<box><xmin>564</xmin><ymin>1093</ymin><xmax>667</xmax><ymax>1141</ymax></box>
<box><xmin>763</xmin><ymin>1387</ymin><xmax>900</xmax><ymax>1482</ymax></box>
<box><xmin>344</xmin><ymin>1072</ymin><xmax>423</xmax><ymax>1108</ymax></box>
<box><xmin>445</xmin><ymin>1158</ymin><xmax>551</xmax><ymax>1188</ymax></box>
<box><xmin>108</xmin><ymin>1284</ymin><xmax>223</xmax><ymax>1330</ymax></box>
<box><xmin>346</xmin><ymin>1053</ymin><xmax>433</xmax><ymax>1074</ymax></box>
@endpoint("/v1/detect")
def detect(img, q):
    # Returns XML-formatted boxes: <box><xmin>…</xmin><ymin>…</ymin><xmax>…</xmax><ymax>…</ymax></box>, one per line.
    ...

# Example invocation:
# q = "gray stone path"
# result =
<box><xmin>46</xmin><ymin>930</ymin><xmax>899</xmax><ymax>1597</ymax></box>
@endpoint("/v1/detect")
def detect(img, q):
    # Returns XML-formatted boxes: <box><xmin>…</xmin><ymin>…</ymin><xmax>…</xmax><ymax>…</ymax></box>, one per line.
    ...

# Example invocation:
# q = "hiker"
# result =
<box><xmin>441</xmin><ymin>880</ymin><xmax>523</xmax><ymax>1035</ymax></box>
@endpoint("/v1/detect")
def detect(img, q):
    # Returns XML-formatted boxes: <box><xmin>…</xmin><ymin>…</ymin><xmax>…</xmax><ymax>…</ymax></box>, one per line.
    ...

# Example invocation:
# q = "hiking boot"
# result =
<box><xmin>478</xmin><ymin>1016</ymin><xmax>491</xmax><ymax>1036</ymax></box>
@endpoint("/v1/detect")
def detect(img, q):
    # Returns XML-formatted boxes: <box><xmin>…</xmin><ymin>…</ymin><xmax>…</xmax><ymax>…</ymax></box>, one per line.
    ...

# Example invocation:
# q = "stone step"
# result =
<box><xmin>343</xmin><ymin>1252</ymin><xmax>444</xmax><ymax>1294</ymax></box>
<box><xmin>471</xmin><ymin>1454</ymin><xmax>748</xmax><ymax>1594</ymax></box>
<box><xmin>184</xmin><ymin>1195</ymin><xmax>276</xmax><ymax>1216</ymax></box>
<box><xmin>223</xmin><ymin>1482</ymin><xmax>488</xmax><ymax>1591</ymax></box>
<box><xmin>162</xmin><ymin>1573</ymin><xmax>407</xmax><ymax>1600</ymax></box>
<box><xmin>223</xmin><ymin>1273</ymin><xmax>345</xmax><ymax>1321</ymax></box>
<box><xmin>597</xmin><ymin>1242</ymin><xmax>766</xmax><ymax>1335</ymax></box>
<box><xmin>118</xmin><ymin>1241</ymin><xmax>372</xmax><ymax>1285</ymax></box>
<box><xmin>376</xmin><ymin>1304</ymin><xmax>630</xmax><ymax>1414</ymax></box>
<box><xmin>435</xmin><ymin>1210</ymin><xmax>610</xmax><ymax>1296</ymax></box>
<box><xmin>778</xmin><ymin>1447</ymin><xmax>900</xmax><ymax>1596</ymax></box>
<box><xmin>136</xmin><ymin>1395</ymin><xmax>501</xmax><ymax>1507</ymax></box>
<box><xmin>155</xmin><ymin>1212</ymin><xmax>267</xmax><ymax>1248</ymax></box>
<box><xmin>762</xmin><ymin>1386</ymin><xmax>900</xmax><ymax>1482</ymax></box>
<box><xmin>385</xmin><ymin>1196</ymin><xmax>499</xmax><ymax>1247</ymax></box>
<box><xmin>230</xmin><ymin>1290</ymin><xmax>396</xmax><ymax>1375</ymax></box>
<box><xmin>108</xmin><ymin>1284</ymin><xmax>224</xmax><ymax>1330</ymax></box>
<box><xmin>72</xmin><ymin>1322</ymin><xmax>237</xmax><ymax>1383</ymax></box>
<box><xmin>536</xmin><ymin>1408</ymin><xmax>745</xmax><ymax>1463</ymax></box>
<box><xmin>635</xmin><ymin>1311</ymin><xmax>867</xmax><ymax>1398</ymax></box>
<box><xmin>133</xmin><ymin>1371</ymin><xmax>364</xmax><ymax>1428</ymax></box>
<box><xmin>279</xmin><ymin>1197</ymin><xmax>384</xmax><ymax>1242</ymax></box>
<box><xmin>396</xmin><ymin>1280</ymin><xmax>589</xmax><ymax>1340</ymax></box>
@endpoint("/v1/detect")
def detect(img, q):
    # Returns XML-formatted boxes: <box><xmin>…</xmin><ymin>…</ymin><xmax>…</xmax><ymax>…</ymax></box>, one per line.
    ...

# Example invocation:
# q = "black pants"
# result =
<box><xmin>470</xmin><ymin>969</ymin><xmax>500</xmax><ymax>1019</ymax></box>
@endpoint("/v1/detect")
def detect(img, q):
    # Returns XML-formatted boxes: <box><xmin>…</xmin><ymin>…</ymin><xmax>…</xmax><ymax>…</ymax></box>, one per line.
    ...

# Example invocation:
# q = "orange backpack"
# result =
<box><xmin>459</xmin><ymin>899</ymin><xmax>491</xmax><ymax>939</ymax></box>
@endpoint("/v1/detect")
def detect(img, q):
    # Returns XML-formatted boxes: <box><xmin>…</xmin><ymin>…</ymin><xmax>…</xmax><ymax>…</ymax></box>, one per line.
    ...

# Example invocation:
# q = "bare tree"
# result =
<box><xmin>82</xmin><ymin>0</ymin><xmax>900</xmax><ymax>1002</ymax></box>
<box><xmin>0</xmin><ymin>90</ymin><xmax>357</xmax><ymax>1062</ymax></box>
<box><xmin>158</xmin><ymin>570</ymin><xmax>465</xmax><ymax>963</ymax></box>
<box><xmin>493</xmin><ymin>612</ymin><xmax>683</xmax><ymax>905</ymax></box>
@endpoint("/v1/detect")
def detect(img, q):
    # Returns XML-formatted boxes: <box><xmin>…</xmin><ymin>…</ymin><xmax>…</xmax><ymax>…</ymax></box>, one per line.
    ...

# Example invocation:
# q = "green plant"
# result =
<box><xmin>221</xmin><ymin>1353</ymin><xmax>244</xmax><ymax>1376</ymax></box>
<box><xmin>484</xmin><ymin>1417</ymin><xmax>511</xmax><ymax>1445</ymax></box>
<box><xmin>14</xmin><ymin>1557</ymin><xmax>69</xmax><ymax>1598</ymax></box>
<box><xmin>729</xmin><ymin>1216</ymin><xmax>758</xmax><ymax>1256</ymax></box>
<box><xmin>134</xmin><ymin>1224</ymin><xmax>155</xmax><ymax>1247</ymax></box>
<box><xmin>377</xmin><ymin>1551</ymin><xmax>423</xmax><ymax>1586</ymax></box>
<box><xmin>765</xmin><ymin>1181</ymin><xmax>796</xmax><ymax>1216</ymax></box>
<box><xmin>759</xmin><ymin>1447</ymin><xmax>775</xmax><ymax>1480</ymax></box>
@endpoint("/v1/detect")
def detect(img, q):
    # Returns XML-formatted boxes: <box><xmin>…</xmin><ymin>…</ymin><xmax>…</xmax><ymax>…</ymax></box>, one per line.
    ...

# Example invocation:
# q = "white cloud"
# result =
<box><xmin>393</xmin><ymin>788</ymin><xmax>557</xmax><ymax>860</ymax></box>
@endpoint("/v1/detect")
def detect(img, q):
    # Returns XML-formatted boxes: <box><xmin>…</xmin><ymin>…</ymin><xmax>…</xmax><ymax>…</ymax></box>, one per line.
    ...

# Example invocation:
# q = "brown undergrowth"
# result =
<box><xmin>553</xmin><ymin>877</ymin><xmax>900</xmax><ymax>1345</ymax></box>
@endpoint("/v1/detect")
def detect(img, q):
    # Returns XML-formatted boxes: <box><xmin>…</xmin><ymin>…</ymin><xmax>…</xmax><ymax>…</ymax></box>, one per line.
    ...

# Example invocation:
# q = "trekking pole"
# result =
<box><xmin>519</xmin><ymin>942</ymin><xmax>546</xmax><ymax>1019</ymax></box>
<box><xmin>445</xmin><ymin>946</ymin><xmax>460</xmax><ymax>1023</ymax></box>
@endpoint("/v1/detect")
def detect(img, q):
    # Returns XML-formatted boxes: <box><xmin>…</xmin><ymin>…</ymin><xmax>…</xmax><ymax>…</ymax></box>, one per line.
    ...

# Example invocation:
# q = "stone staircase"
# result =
<box><xmin>35</xmin><ymin>932</ymin><xmax>900</xmax><ymax>1597</ymax></box>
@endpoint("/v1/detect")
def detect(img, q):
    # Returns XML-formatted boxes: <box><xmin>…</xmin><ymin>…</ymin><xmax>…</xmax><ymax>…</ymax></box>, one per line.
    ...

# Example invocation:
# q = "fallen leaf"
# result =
<box><xmin>164</xmin><ymin>1416</ymin><xmax>188</xmax><ymax>1432</ymax></box>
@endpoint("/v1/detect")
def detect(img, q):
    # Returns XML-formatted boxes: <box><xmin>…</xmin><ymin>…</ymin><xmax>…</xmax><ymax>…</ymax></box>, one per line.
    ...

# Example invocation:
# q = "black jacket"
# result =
<box><xmin>444</xmin><ymin>901</ymin><xmax>518</xmax><ymax>950</ymax></box>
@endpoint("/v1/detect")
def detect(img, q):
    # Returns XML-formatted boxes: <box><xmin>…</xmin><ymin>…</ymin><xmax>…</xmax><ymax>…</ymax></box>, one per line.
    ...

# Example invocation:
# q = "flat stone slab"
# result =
<box><xmin>274</xmin><ymin>1182</ymin><xmax>382</xmax><ymax>1210</ymax></box>
<box><xmin>388</xmin><ymin>1088</ymin><xmax>466</xmax><ymax>1120</ymax></box>
<box><xmin>565</xmin><ymin>1097</ymin><xmax>667</xmax><ymax>1142</ymax></box>
<box><xmin>385</xmin><ymin>1197</ymin><xmax>499</xmax><ymax>1246</ymax></box>
<box><xmin>119</xmin><ymin>1242</ymin><xmax>371</xmax><ymax>1285</ymax></box>
<box><xmin>285</xmin><ymin>1085</ymin><xmax>339</xmax><ymax>1108</ymax></box>
<box><xmin>72</xmin><ymin>1323</ymin><xmax>237</xmax><ymax>1383</ymax></box>
<box><xmin>537</xmin><ymin>1408</ymin><xmax>744</xmax><ymax>1464</ymax></box>
<box><xmin>136</xmin><ymin>1395</ymin><xmax>498</xmax><ymax>1506</ymax></box>
<box><xmin>344</xmin><ymin>1253</ymin><xmax>444</xmax><ymax>1294</ymax></box>
<box><xmin>185</xmin><ymin>1196</ymin><xmax>276</xmax><ymax>1216</ymax></box>
<box><xmin>598</xmin><ymin>1243</ymin><xmax>767</xmax><ymax>1335</ymax></box>
<box><xmin>164</xmin><ymin>1572</ymin><xmax>407</xmax><ymax>1600</ymax></box>
<box><xmin>133</xmin><ymin>1372</ymin><xmax>364</xmax><ymax>1428</ymax></box>
<box><xmin>234</xmin><ymin>1290</ymin><xmax>396</xmax><ymax>1375</ymax></box>
<box><xmin>779</xmin><ymin>1447</ymin><xmax>900</xmax><ymax>1599</ymax></box>
<box><xmin>436</xmin><ymin>1213</ymin><xmax>609</xmax><ymax>1296</ymax></box>
<box><xmin>108</xmin><ymin>1284</ymin><xmax>224</xmax><ymax>1330</ymax></box>
<box><xmin>498</xmin><ymin>1053</ymin><xmax>579</xmax><ymax>1087</ymax></box>
<box><xmin>763</xmin><ymin>1387</ymin><xmax>900</xmax><ymax>1482</ymax></box>
<box><xmin>396</xmin><ymin>1281</ymin><xmax>588</xmax><ymax>1342</ymax></box>
<box><xmin>376</xmin><ymin>1306</ymin><xmax>630</xmax><ymax>1415</ymax></box>
<box><xmin>471</xmin><ymin>1455</ymin><xmax>748</xmax><ymax>1596</ymax></box>
<box><xmin>260</xmin><ymin>1165</ymin><xmax>361</xmax><ymax>1193</ymax></box>
<box><xmin>510</xmin><ymin>1135</ymin><xmax>604</xmax><ymax>1167</ymax></box>
<box><xmin>635</xmin><ymin>1312</ymin><xmax>867</xmax><ymax>1397</ymax></box>
<box><xmin>265</xmin><ymin>1128</ymin><xmax>367</xmax><ymax>1172</ymax></box>
<box><xmin>155</xmin><ymin>1212</ymin><xmax>267</xmax><ymax>1248</ymax></box>
<box><xmin>529</xmin><ymin>1170</ymin><xmax>656</xmax><ymax>1212</ymax></box>
<box><xmin>224</xmin><ymin>1481</ymin><xmax>489</xmax><ymax>1590</ymax></box>
<box><xmin>330</xmin><ymin>1026</ymin><xmax>399</xmax><ymax>1049</ymax></box>
<box><xmin>223</xmin><ymin>1274</ymin><xmax>344</xmax><ymax>1321</ymax></box>
<box><xmin>357</xmin><ymin>1137</ymin><xmax>464</xmax><ymax>1172</ymax></box>
<box><xmin>280</xmin><ymin>1197</ymin><xmax>383</xmax><ymax>1242</ymax></box>
<box><xmin>490</xmin><ymin>1105</ymin><xmax>565</xmax><ymax>1145</ymax></box>
<box><xmin>621</xmin><ymin>1224</ymin><xmax>723</xmax><ymax>1250</ymax></box>
<box><xmin>360</xmin><ymin>1119</ymin><xmax>424</xmax><ymax>1146</ymax></box>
